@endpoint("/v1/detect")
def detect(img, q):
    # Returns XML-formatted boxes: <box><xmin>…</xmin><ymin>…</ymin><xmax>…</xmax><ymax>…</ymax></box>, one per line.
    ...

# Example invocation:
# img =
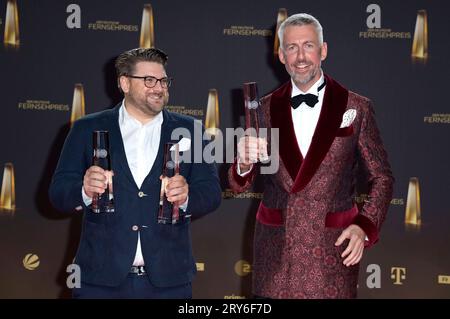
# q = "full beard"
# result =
<box><xmin>144</xmin><ymin>93</ymin><xmax>168</xmax><ymax>112</ymax></box>
<box><xmin>127</xmin><ymin>92</ymin><xmax>168</xmax><ymax>117</ymax></box>
<box><xmin>291</xmin><ymin>65</ymin><xmax>319</xmax><ymax>85</ymax></box>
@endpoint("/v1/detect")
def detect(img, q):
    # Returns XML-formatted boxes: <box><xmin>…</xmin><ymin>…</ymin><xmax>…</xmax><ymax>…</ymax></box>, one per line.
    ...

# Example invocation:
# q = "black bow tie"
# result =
<box><xmin>291</xmin><ymin>80</ymin><xmax>326</xmax><ymax>109</ymax></box>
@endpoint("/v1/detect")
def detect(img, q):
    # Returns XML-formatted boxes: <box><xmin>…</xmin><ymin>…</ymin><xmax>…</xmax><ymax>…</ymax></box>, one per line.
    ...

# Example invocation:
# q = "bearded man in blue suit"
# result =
<box><xmin>49</xmin><ymin>48</ymin><xmax>221</xmax><ymax>299</ymax></box>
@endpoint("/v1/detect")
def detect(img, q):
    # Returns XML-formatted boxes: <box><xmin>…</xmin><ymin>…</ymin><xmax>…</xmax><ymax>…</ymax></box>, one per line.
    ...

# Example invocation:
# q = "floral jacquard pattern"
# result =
<box><xmin>228</xmin><ymin>75</ymin><xmax>393</xmax><ymax>298</ymax></box>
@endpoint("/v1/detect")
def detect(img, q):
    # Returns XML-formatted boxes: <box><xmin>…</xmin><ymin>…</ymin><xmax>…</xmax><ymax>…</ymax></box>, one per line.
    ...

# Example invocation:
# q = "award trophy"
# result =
<box><xmin>243</xmin><ymin>82</ymin><xmax>269</xmax><ymax>163</ymax></box>
<box><xmin>91</xmin><ymin>131</ymin><xmax>114</xmax><ymax>213</ymax></box>
<box><xmin>243</xmin><ymin>82</ymin><xmax>260</xmax><ymax>134</ymax></box>
<box><xmin>158</xmin><ymin>142</ymin><xmax>181</xmax><ymax>224</ymax></box>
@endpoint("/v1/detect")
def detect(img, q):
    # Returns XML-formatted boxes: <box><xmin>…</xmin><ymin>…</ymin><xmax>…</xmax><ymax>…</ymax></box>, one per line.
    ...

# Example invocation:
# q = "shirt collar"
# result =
<box><xmin>119</xmin><ymin>99</ymin><xmax>164</xmax><ymax>128</ymax></box>
<box><xmin>291</xmin><ymin>71</ymin><xmax>325</xmax><ymax>97</ymax></box>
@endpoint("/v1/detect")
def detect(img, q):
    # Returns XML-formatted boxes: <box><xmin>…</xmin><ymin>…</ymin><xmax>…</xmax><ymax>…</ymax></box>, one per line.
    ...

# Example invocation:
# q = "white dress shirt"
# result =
<box><xmin>119</xmin><ymin>102</ymin><xmax>163</xmax><ymax>266</ymax></box>
<box><xmin>82</xmin><ymin>101</ymin><xmax>163</xmax><ymax>266</ymax></box>
<box><xmin>237</xmin><ymin>73</ymin><xmax>325</xmax><ymax>176</ymax></box>
<box><xmin>291</xmin><ymin>73</ymin><xmax>325</xmax><ymax>157</ymax></box>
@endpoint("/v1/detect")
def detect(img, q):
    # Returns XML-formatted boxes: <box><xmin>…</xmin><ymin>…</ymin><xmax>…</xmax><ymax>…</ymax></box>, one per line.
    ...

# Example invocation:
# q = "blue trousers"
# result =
<box><xmin>72</xmin><ymin>273</ymin><xmax>192</xmax><ymax>299</ymax></box>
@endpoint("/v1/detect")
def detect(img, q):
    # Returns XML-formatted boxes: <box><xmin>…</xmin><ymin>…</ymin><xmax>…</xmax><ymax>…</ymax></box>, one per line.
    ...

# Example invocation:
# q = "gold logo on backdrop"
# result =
<box><xmin>205</xmin><ymin>89</ymin><xmax>220</xmax><ymax>137</ymax></box>
<box><xmin>359</xmin><ymin>5</ymin><xmax>410</xmax><ymax>40</ymax></box>
<box><xmin>140</xmin><ymin>4</ymin><xmax>154</xmax><ymax>48</ymax></box>
<box><xmin>165</xmin><ymin>105</ymin><xmax>204</xmax><ymax>119</ymax></box>
<box><xmin>355</xmin><ymin>193</ymin><xmax>370</xmax><ymax>204</ymax></box>
<box><xmin>359</xmin><ymin>28</ymin><xmax>411</xmax><ymax>39</ymax></box>
<box><xmin>23</xmin><ymin>254</ymin><xmax>40</xmax><ymax>270</ymax></box>
<box><xmin>3</xmin><ymin>0</ymin><xmax>20</xmax><ymax>48</ymax></box>
<box><xmin>390</xmin><ymin>198</ymin><xmax>404</xmax><ymax>205</ymax></box>
<box><xmin>405</xmin><ymin>177</ymin><xmax>421</xmax><ymax>230</ymax></box>
<box><xmin>411</xmin><ymin>10</ymin><xmax>428</xmax><ymax>61</ymax></box>
<box><xmin>423</xmin><ymin>114</ymin><xmax>450</xmax><ymax>124</ymax></box>
<box><xmin>222</xmin><ymin>189</ymin><xmax>263</xmax><ymax>199</ymax></box>
<box><xmin>438</xmin><ymin>275</ymin><xmax>450</xmax><ymax>285</ymax></box>
<box><xmin>196</xmin><ymin>262</ymin><xmax>205</xmax><ymax>272</ymax></box>
<box><xmin>18</xmin><ymin>100</ymin><xmax>69</xmax><ymax>111</ymax></box>
<box><xmin>391</xmin><ymin>267</ymin><xmax>406</xmax><ymax>285</ymax></box>
<box><xmin>273</xmin><ymin>8</ymin><xmax>287</xmax><ymax>56</ymax></box>
<box><xmin>223</xmin><ymin>26</ymin><xmax>272</xmax><ymax>37</ymax></box>
<box><xmin>87</xmin><ymin>20</ymin><xmax>138</xmax><ymax>32</ymax></box>
<box><xmin>234</xmin><ymin>260</ymin><xmax>252</xmax><ymax>276</ymax></box>
<box><xmin>71</xmin><ymin>83</ymin><xmax>85</xmax><ymax>126</ymax></box>
<box><xmin>0</xmin><ymin>163</ymin><xmax>15</xmax><ymax>213</ymax></box>
<box><xmin>355</xmin><ymin>193</ymin><xmax>404</xmax><ymax>205</ymax></box>
<box><xmin>224</xmin><ymin>294</ymin><xmax>246</xmax><ymax>299</ymax></box>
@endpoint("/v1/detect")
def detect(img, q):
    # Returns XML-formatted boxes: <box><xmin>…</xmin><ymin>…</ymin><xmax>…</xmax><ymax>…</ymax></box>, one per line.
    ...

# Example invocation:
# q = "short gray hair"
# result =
<box><xmin>278</xmin><ymin>13</ymin><xmax>324</xmax><ymax>49</ymax></box>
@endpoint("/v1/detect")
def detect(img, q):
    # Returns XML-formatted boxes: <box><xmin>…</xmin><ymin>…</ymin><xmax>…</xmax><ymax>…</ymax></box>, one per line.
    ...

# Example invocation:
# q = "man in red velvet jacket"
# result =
<box><xmin>228</xmin><ymin>13</ymin><xmax>394</xmax><ymax>298</ymax></box>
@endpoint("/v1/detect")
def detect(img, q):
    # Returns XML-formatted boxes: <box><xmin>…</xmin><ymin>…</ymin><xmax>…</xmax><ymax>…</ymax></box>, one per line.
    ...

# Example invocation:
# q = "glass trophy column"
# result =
<box><xmin>158</xmin><ymin>142</ymin><xmax>182</xmax><ymax>224</ymax></box>
<box><xmin>91</xmin><ymin>130</ymin><xmax>114</xmax><ymax>213</ymax></box>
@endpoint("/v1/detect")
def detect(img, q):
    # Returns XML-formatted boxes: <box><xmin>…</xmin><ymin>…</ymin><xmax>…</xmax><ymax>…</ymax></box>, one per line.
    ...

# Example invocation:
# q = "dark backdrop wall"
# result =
<box><xmin>1</xmin><ymin>0</ymin><xmax>449</xmax><ymax>298</ymax></box>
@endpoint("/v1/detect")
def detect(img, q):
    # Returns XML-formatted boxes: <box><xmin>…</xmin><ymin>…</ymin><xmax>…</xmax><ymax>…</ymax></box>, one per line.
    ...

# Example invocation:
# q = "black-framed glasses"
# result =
<box><xmin>126</xmin><ymin>75</ymin><xmax>172</xmax><ymax>89</ymax></box>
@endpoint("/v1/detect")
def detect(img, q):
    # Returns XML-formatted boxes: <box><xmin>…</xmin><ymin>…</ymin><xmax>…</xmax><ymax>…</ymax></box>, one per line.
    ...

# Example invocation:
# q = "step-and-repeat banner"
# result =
<box><xmin>1</xmin><ymin>0</ymin><xmax>449</xmax><ymax>298</ymax></box>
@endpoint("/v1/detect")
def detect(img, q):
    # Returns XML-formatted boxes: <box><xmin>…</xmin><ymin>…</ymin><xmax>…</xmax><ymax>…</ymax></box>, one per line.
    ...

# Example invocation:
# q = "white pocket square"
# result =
<box><xmin>170</xmin><ymin>137</ymin><xmax>191</xmax><ymax>152</ymax></box>
<box><xmin>340</xmin><ymin>109</ymin><xmax>357</xmax><ymax>128</ymax></box>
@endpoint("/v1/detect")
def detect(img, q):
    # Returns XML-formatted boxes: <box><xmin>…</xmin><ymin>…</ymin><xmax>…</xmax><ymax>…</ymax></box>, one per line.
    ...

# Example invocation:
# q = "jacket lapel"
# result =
<box><xmin>159</xmin><ymin>109</ymin><xmax>178</xmax><ymax>150</ymax></box>
<box><xmin>107</xmin><ymin>104</ymin><xmax>139</xmax><ymax>189</ymax></box>
<box><xmin>140</xmin><ymin>109</ymin><xmax>180</xmax><ymax>187</ymax></box>
<box><xmin>270</xmin><ymin>81</ymin><xmax>303</xmax><ymax>186</ymax></box>
<box><xmin>107</xmin><ymin>106</ymin><xmax>181</xmax><ymax>190</ymax></box>
<box><xmin>291</xmin><ymin>74</ymin><xmax>349</xmax><ymax>193</ymax></box>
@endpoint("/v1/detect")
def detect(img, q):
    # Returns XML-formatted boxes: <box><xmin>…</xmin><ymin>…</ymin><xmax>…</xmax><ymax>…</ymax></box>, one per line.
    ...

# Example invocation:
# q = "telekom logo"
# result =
<box><xmin>391</xmin><ymin>267</ymin><xmax>407</xmax><ymax>285</ymax></box>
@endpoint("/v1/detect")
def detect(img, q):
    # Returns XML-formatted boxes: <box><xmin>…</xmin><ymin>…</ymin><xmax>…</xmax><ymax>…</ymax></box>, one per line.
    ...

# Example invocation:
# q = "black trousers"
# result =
<box><xmin>72</xmin><ymin>273</ymin><xmax>192</xmax><ymax>299</ymax></box>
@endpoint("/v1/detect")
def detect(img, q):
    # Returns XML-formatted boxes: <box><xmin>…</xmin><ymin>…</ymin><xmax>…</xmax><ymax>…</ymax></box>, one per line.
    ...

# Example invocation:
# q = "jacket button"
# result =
<box><xmin>132</xmin><ymin>225</ymin><xmax>139</xmax><ymax>231</ymax></box>
<box><xmin>138</xmin><ymin>191</ymin><xmax>145</xmax><ymax>198</ymax></box>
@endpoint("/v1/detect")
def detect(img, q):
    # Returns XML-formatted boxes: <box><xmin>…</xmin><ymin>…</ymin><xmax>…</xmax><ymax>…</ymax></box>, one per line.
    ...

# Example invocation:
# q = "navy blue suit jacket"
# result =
<box><xmin>49</xmin><ymin>105</ymin><xmax>221</xmax><ymax>287</ymax></box>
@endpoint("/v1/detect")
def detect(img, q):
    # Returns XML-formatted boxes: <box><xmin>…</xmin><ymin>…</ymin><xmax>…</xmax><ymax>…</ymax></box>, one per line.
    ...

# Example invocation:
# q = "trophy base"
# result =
<box><xmin>92</xmin><ymin>206</ymin><xmax>115</xmax><ymax>214</ymax></box>
<box><xmin>157</xmin><ymin>213</ymin><xmax>191</xmax><ymax>225</ymax></box>
<box><xmin>157</xmin><ymin>217</ymin><xmax>177</xmax><ymax>225</ymax></box>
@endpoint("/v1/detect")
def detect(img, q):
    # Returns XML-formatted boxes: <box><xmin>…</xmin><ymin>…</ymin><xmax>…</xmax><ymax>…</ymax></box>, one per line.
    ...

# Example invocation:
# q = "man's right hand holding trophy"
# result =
<box><xmin>237</xmin><ymin>136</ymin><xmax>269</xmax><ymax>174</ymax></box>
<box><xmin>237</xmin><ymin>82</ymin><xmax>269</xmax><ymax>174</ymax></box>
